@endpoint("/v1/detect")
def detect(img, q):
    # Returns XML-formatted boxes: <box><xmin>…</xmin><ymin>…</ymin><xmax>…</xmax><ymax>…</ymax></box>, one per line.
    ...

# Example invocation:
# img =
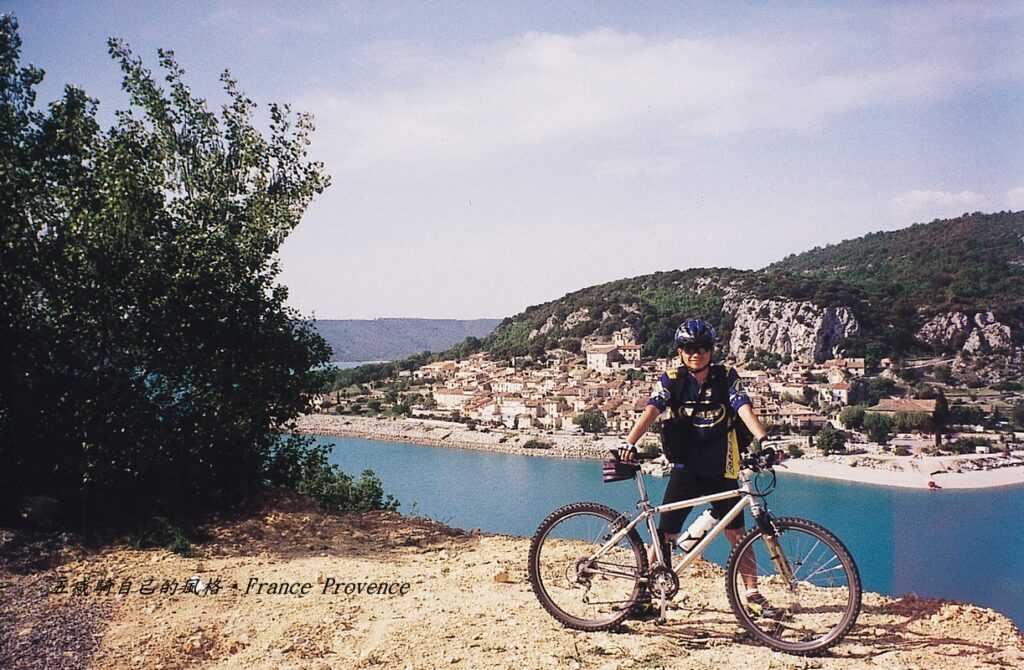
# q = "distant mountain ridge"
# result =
<box><xmin>314</xmin><ymin>318</ymin><xmax>500</xmax><ymax>362</ymax></box>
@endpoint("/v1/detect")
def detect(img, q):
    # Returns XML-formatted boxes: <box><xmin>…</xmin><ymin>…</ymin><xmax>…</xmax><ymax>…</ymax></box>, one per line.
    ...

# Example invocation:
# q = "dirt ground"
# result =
<box><xmin>2</xmin><ymin>494</ymin><xmax>1022</xmax><ymax>670</ymax></box>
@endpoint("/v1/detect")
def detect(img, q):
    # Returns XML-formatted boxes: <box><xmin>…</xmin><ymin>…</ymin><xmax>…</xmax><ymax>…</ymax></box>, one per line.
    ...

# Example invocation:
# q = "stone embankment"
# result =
<box><xmin>294</xmin><ymin>414</ymin><xmax>620</xmax><ymax>460</ymax></box>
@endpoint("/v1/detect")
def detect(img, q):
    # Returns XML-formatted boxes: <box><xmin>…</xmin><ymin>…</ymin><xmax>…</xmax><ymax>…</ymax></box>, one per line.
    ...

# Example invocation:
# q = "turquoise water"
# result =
<box><xmin>322</xmin><ymin>436</ymin><xmax>1024</xmax><ymax>628</ymax></box>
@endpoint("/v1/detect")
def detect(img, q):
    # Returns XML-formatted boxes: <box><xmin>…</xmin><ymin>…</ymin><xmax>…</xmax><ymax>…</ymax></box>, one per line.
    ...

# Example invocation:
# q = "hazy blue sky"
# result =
<box><xmin>10</xmin><ymin>1</ymin><xmax>1024</xmax><ymax>318</ymax></box>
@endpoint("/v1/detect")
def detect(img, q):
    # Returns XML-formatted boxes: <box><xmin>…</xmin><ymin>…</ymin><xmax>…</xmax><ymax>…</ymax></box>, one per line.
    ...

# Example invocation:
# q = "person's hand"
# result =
<box><xmin>750</xmin><ymin>434</ymin><xmax>780</xmax><ymax>454</ymax></box>
<box><xmin>619</xmin><ymin>441</ymin><xmax>637</xmax><ymax>461</ymax></box>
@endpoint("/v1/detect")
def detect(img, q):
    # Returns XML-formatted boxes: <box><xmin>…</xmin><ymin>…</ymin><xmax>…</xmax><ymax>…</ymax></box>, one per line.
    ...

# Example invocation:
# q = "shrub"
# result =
<box><xmin>839</xmin><ymin>406</ymin><xmax>866</xmax><ymax>429</ymax></box>
<box><xmin>863</xmin><ymin>413</ymin><xmax>894</xmax><ymax>444</ymax></box>
<box><xmin>816</xmin><ymin>424</ymin><xmax>847</xmax><ymax>455</ymax></box>
<box><xmin>574</xmin><ymin>410</ymin><xmax>608</xmax><ymax>434</ymax></box>
<box><xmin>946</xmin><ymin>437</ymin><xmax>992</xmax><ymax>455</ymax></box>
<box><xmin>523</xmin><ymin>439</ymin><xmax>553</xmax><ymax>450</ymax></box>
<box><xmin>266</xmin><ymin>438</ymin><xmax>398</xmax><ymax>513</ymax></box>
<box><xmin>0</xmin><ymin>18</ymin><xmax>352</xmax><ymax>528</ymax></box>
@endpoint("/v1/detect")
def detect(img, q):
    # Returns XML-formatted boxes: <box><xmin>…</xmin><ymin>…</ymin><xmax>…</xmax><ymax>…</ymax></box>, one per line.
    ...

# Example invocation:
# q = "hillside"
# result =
<box><xmin>314</xmin><ymin>318</ymin><xmax>500</xmax><ymax>362</ymax></box>
<box><xmin>457</xmin><ymin>212</ymin><xmax>1024</xmax><ymax>368</ymax></box>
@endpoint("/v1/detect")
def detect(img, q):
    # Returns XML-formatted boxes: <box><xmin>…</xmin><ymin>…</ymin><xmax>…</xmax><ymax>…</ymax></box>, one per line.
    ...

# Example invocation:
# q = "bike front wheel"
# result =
<box><xmin>528</xmin><ymin>502</ymin><xmax>649</xmax><ymax>631</ymax></box>
<box><xmin>725</xmin><ymin>516</ymin><xmax>862</xmax><ymax>655</ymax></box>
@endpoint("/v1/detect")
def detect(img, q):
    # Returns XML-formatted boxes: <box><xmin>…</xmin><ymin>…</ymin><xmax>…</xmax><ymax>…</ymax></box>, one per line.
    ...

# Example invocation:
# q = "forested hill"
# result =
<box><xmin>444</xmin><ymin>211</ymin><xmax>1024</xmax><ymax>363</ymax></box>
<box><xmin>766</xmin><ymin>211</ymin><xmax>1024</xmax><ymax>313</ymax></box>
<box><xmin>314</xmin><ymin>319</ymin><xmax>500</xmax><ymax>362</ymax></box>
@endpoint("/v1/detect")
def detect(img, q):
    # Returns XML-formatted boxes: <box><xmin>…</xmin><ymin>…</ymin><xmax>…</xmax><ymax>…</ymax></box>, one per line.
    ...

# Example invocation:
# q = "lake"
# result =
<box><xmin>321</xmin><ymin>435</ymin><xmax>1024</xmax><ymax>628</ymax></box>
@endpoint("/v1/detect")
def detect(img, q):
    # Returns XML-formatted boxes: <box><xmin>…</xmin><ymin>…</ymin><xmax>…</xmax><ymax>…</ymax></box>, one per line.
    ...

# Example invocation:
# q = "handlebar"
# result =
<box><xmin>611</xmin><ymin>447</ymin><xmax>782</xmax><ymax>471</ymax></box>
<box><xmin>609</xmin><ymin>448</ymin><xmax>662</xmax><ymax>463</ymax></box>
<box><xmin>742</xmin><ymin>447</ymin><xmax>783</xmax><ymax>472</ymax></box>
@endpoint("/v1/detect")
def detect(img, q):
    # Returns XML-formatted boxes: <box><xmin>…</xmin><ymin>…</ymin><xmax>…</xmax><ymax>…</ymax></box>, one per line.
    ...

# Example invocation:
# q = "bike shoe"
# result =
<box><xmin>745</xmin><ymin>591</ymin><xmax>783</xmax><ymax>619</ymax></box>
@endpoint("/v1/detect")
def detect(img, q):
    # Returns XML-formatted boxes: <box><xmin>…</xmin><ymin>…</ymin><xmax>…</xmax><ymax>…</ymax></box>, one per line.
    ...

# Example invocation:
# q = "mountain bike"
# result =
<box><xmin>527</xmin><ymin>448</ymin><xmax>862</xmax><ymax>655</ymax></box>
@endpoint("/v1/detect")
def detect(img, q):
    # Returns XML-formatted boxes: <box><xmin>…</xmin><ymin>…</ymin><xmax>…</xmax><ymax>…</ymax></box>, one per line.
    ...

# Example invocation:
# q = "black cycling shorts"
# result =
<box><xmin>658</xmin><ymin>466</ymin><xmax>744</xmax><ymax>534</ymax></box>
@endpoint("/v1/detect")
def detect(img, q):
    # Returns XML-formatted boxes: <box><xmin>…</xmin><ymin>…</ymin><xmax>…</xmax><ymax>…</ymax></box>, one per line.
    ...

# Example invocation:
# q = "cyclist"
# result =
<box><xmin>621</xmin><ymin>318</ymin><xmax>778</xmax><ymax>618</ymax></box>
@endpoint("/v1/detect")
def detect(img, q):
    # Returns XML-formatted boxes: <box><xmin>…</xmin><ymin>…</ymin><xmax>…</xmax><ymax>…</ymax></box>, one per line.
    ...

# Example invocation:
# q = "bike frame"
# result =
<box><xmin>587</xmin><ymin>466</ymin><xmax>770</xmax><ymax>581</ymax></box>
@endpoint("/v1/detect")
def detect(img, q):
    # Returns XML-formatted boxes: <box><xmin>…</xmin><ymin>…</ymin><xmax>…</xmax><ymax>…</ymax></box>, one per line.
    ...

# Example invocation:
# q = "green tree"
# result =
<box><xmin>898</xmin><ymin>367</ymin><xmax>921</xmax><ymax>383</ymax></box>
<box><xmin>0</xmin><ymin>19</ymin><xmax>397</xmax><ymax>527</ymax></box>
<box><xmin>802</xmin><ymin>386</ymin><xmax>819</xmax><ymax>407</ymax></box>
<box><xmin>863</xmin><ymin>413</ymin><xmax>893</xmax><ymax>444</ymax></box>
<box><xmin>894</xmin><ymin>412</ymin><xmax>932</xmax><ymax>432</ymax></box>
<box><xmin>933</xmin><ymin>365</ymin><xmax>952</xmax><ymax>383</ymax></box>
<box><xmin>787</xmin><ymin>444</ymin><xmax>805</xmax><ymax>459</ymax></box>
<box><xmin>573</xmin><ymin>410</ymin><xmax>608</xmax><ymax>434</ymax></box>
<box><xmin>816</xmin><ymin>423</ymin><xmax>847</xmax><ymax>455</ymax></box>
<box><xmin>839</xmin><ymin>406</ymin><xmax>866</xmax><ymax>429</ymax></box>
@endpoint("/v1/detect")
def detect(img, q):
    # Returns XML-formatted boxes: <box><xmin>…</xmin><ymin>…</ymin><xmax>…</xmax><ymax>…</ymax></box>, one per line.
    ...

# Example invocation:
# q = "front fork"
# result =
<box><xmin>751</xmin><ymin>504</ymin><xmax>796</xmax><ymax>586</ymax></box>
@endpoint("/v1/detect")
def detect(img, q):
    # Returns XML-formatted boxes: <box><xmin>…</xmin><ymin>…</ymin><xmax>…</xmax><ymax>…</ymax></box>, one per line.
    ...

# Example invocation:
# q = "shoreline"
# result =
<box><xmin>294</xmin><ymin>414</ymin><xmax>1024</xmax><ymax>491</ymax></box>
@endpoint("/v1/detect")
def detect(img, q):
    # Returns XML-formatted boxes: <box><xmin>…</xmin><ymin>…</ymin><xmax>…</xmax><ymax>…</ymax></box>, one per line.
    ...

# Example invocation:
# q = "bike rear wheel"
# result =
<box><xmin>528</xmin><ymin>502</ymin><xmax>648</xmax><ymax>631</ymax></box>
<box><xmin>725</xmin><ymin>516</ymin><xmax>862</xmax><ymax>655</ymax></box>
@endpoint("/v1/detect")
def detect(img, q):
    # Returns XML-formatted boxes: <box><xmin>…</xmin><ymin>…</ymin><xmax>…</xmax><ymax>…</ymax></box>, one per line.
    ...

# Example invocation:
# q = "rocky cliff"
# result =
<box><xmin>917</xmin><ymin>311</ymin><xmax>1021</xmax><ymax>383</ymax></box>
<box><xmin>725</xmin><ymin>295</ymin><xmax>860</xmax><ymax>363</ymax></box>
<box><xmin>916</xmin><ymin>311</ymin><xmax>1013</xmax><ymax>354</ymax></box>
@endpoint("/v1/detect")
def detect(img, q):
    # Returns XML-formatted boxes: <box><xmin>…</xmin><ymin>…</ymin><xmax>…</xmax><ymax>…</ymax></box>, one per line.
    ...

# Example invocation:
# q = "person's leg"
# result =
<box><xmin>653</xmin><ymin>466</ymin><xmax>695</xmax><ymax>568</ymax></box>
<box><xmin>725</xmin><ymin>526</ymin><xmax>756</xmax><ymax>591</ymax></box>
<box><xmin>708</xmin><ymin>478</ymin><xmax>754</xmax><ymax>590</ymax></box>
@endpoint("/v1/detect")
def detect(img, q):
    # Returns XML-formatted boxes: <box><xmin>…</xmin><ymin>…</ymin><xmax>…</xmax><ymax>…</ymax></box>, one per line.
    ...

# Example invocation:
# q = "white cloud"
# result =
<box><xmin>1006</xmin><ymin>186</ymin><xmax>1024</xmax><ymax>211</ymax></box>
<box><xmin>891</xmin><ymin>189</ymin><xmax>990</xmax><ymax>221</ymax></box>
<box><xmin>299</xmin><ymin>28</ymin><xmax>970</xmax><ymax>173</ymax></box>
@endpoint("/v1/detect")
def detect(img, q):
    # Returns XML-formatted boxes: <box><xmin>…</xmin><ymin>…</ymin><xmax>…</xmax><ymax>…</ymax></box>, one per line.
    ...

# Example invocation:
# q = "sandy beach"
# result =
<box><xmin>779</xmin><ymin>455</ymin><xmax>1024</xmax><ymax>490</ymax></box>
<box><xmin>295</xmin><ymin>414</ymin><xmax>1024</xmax><ymax>491</ymax></box>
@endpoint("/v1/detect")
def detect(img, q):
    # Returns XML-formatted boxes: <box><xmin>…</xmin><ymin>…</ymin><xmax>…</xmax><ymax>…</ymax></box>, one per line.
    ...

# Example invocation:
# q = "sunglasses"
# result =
<box><xmin>680</xmin><ymin>345</ymin><xmax>711</xmax><ymax>355</ymax></box>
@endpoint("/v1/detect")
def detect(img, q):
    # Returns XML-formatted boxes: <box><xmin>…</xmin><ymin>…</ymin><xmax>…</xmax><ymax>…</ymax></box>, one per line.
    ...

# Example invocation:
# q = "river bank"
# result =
<box><xmin>3</xmin><ymin>492</ymin><xmax>1021</xmax><ymax>670</ymax></box>
<box><xmin>295</xmin><ymin>414</ymin><xmax>1024</xmax><ymax>490</ymax></box>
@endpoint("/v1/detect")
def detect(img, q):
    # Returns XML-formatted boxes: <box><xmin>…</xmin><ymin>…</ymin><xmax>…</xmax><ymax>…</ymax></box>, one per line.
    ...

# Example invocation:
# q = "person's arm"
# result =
<box><xmin>727</xmin><ymin>368</ymin><xmax>768</xmax><ymax>443</ymax></box>
<box><xmin>737</xmin><ymin>403</ymin><xmax>768</xmax><ymax>441</ymax></box>
<box><xmin>625</xmin><ymin>405</ymin><xmax>661</xmax><ymax>448</ymax></box>
<box><xmin>621</xmin><ymin>371</ymin><xmax>673</xmax><ymax>460</ymax></box>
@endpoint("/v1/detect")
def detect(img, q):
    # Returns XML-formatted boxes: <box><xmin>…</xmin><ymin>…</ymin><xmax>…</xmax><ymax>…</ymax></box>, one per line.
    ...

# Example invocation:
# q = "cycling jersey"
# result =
<box><xmin>647</xmin><ymin>364</ymin><xmax>752</xmax><ymax>478</ymax></box>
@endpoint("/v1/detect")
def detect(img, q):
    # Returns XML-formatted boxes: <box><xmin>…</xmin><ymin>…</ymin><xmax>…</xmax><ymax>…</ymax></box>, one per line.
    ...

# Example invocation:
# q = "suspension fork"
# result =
<box><xmin>751</xmin><ymin>505</ymin><xmax>796</xmax><ymax>585</ymax></box>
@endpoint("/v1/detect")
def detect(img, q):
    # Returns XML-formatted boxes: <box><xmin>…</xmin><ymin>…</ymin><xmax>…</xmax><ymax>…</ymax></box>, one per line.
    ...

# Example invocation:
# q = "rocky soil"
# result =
<box><xmin>2</xmin><ymin>494</ymin><xmax>1022</xmax><ymax>670</ymax></box>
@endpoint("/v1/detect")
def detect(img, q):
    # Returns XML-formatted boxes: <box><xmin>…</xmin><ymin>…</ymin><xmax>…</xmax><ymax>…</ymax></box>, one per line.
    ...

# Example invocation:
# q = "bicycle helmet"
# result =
<box><xmin>674</xmin><ymin>319</ymin><xmax>716</xmax><ymax>349</ymax></box>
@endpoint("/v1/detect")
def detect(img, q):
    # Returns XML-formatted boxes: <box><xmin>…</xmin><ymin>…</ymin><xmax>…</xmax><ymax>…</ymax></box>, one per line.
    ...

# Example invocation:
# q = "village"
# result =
<box><xmin>313</xmin><ymin>326</ymin><xmax>1024</xmax><ymax>479</ymax></box>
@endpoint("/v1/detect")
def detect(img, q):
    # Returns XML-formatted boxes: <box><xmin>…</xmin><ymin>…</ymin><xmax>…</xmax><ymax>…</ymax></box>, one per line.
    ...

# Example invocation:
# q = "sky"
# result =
<box><xmin>9</xmin><ymin>1</ymin><xmax>1024</xmax><ymax>319</ymax></box>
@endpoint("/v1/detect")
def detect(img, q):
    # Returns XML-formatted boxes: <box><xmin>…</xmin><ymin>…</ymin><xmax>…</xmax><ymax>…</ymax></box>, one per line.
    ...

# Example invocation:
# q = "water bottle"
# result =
<box><xmin>676</xmin><ymin>509</ymin><xmax>717</xmax><ymax>554</ymax></box>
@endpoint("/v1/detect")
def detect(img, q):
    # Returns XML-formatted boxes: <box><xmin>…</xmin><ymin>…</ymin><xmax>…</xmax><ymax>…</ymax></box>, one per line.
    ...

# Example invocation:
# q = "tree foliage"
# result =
<box><xmin>863</xmin><ymin>413</ymin><xmax>893</xmax><ymax>444</ymax></box>
<box><xmin>893</xmin><ymin>411</ymin><xmax>932</xmax><ymax>432</ymax></box>
<box><xmin>839</xmin><ymin>405</ymin><xmax>866</xmax><ymax>429</ymax></box>
<box><xmin>573</xmin><ymin>410</ymin><xmax>608</xmax><ymax>434</ymax></box>
<box><xmin>0</xmin><ymin>19</ymin><xmax>394</xmax><ymax>527</ymax></box>
<box><xmin>816</xmin><ymin>423</ymin><xmax>847</xmax><ymax>455</ymax></box>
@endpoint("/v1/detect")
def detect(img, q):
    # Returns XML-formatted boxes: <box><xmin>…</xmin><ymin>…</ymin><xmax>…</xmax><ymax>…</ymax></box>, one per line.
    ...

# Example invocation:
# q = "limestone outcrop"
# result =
<box><xmin>963</xmin><ymin>312</ymin><xmax>1014</xmax><ymax>354</ymax></box>
<box><xmin>725</xmin><ymin>296</ymin><xmax>859</xmax><ymax>363</ymax></box>
<box><xmin>916</xmin><ymin>312</ymin><xmax>974</xmax><ymax>350</ymax></box>
<box><xmin>916</xmin><ymin>311</ymin><xmax>1013</xmax><ymax>354</ymax></box>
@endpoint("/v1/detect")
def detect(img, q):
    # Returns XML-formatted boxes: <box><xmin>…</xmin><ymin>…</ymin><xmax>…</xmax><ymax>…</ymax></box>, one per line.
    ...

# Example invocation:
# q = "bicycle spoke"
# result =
<box><xmin>727</xmin><ymin>518</ymin><xmax>862</xmax><ymax>655</ymax></box>
<box><xmin>529</xmin><ymin>504</ymin><xmax>647</xmax><ymax>630</ymax></box>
